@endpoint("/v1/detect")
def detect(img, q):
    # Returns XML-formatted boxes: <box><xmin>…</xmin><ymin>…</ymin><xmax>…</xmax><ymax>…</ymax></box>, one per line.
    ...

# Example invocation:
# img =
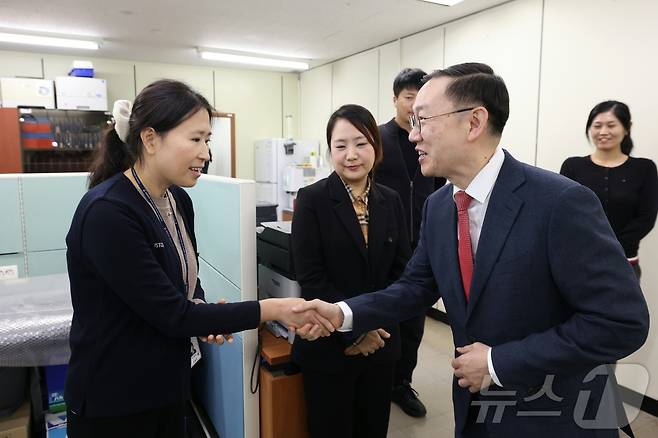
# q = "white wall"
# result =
<box><xmin>300</xmin><ymin>0</ymin><xmax>658</xmax><ymax>400</ymax></box>
<box><xmin>213</xmin><ymin>67</ymin><xmax>286</xmax><ymax>179</ymax></box>
<box><xmin>282</xmin><ymin>74</ymin><xmax>301</xmax><ymax>139</ymax></box>
<box><xmin>300</xmin><ymin>64</ymin><xmax>333</xmax><ymax>153</ymax></box>
<box><xmin>0</xmin><ymin>50</ymin><xmax>298</xmax><ymax>179</ymax></box>
<box><xmin>332</xmin><ymin>49</ymin><xmax>379</xmax><ymax>116</ymax></box>
<box><xmin>400</xmin><ymin>25</ymin><xmax>445</xmax><ymax>75</ymax></box>
<box><xmin>536</xmin><ymin>0</ymin><xmax>658</xmax><ymax>398</ymax></box>
<box><xmin>135</xmin><ymin>62</ymin><xmax>215</xmax><ymax>104</ymax></box>
<box><xmin>444</xmin><ymin>0</ymin><xmax>543</xmax><ymax>165</ymax></box>
<box><xmin>378</xmin><ymin>40</ymin><xmax>401</xmax><ymax>123</ymax></box>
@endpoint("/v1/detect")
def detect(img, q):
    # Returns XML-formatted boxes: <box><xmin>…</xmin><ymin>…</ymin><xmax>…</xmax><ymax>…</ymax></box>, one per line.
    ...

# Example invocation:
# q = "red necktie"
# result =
<box><xmin>455</xmin><ymin>190</ymin><xmax>474</xmax><ymax>301</ymax></box>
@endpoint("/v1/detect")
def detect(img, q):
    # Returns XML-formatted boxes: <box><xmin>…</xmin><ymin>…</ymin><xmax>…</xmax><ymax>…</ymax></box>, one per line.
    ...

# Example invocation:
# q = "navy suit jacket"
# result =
<box><xmin>345</xmin><ymin>151</ymin><xmax>649</xmax><ymax>437</ymax></box>
<box><xmin>65</xmin><ymin>173</ymin><xmax>260</xmax><ymax>417</ymax></box>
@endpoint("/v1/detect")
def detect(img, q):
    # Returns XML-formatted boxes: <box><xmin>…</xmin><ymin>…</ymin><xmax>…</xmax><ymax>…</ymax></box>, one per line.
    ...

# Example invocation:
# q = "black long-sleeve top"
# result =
<box><xmin>560</xmin><ymin>155</ymin><xmax>658</xmax><ymax>258</ymax></box>
<box><xmin>375</xmin><ymin>119</ymin><xmax>445</xmax><ymax>248</ymax></box>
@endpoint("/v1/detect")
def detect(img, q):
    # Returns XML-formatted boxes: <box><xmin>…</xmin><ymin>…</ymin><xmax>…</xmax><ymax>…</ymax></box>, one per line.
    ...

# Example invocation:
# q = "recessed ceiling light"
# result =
<box><xmin>417</xmin><ymin>0</ymin><xmax>465</xmax><ymax>5</ymax></box>
<box><xmin>199</xmin><ymin>50</ymin><xmax>309</xmax><ymax>71</ymax></box>
<box><xmin>0</xmin><ymin>32</ymin><xmax>100</xmax><ymax>50</ymax></box>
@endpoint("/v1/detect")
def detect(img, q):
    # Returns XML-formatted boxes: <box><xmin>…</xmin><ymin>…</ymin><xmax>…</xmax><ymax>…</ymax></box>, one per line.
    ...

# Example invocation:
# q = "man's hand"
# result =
<box><xmin>452</xmin><ymin>342</ymin><xmax>492</xmax><ymax>393</ymax></box>
<box><xmin>344</xmin><ymin>329</ymin><xmax>390</xmax><ymax>356</ymax></box>
<box><xmin>198</xmin><ymin>298</ymin><xmax>234</xmax><ymax>345</ymax></box>
<box><xmin>291</xmin><ymin>299</ymin><xmax>345</xmax><ymax>341</ymax></box>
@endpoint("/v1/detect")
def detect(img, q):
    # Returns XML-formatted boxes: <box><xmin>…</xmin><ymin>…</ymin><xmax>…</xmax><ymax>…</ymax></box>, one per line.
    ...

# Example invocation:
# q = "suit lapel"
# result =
<box><xmin>328</xmin><ymin>172</ymin><xmax>368</xmax><ymax>261</ymax></box>
<box><xmin>466</xmin><ymin>153</ymin><xmax>525</xmax><ymax>321</ymax></box>
<box><xmin>367</xmin><ymin>184</ymin><xmax>389</xmax><ymax>270</ymax></box>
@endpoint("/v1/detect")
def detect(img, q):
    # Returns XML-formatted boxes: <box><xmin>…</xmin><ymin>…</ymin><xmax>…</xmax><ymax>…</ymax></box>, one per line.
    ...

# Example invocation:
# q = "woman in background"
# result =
<box><xmin>291</xmin><ymin>104</ymin><xmax>411</xmax><ymax>438</ymax></box>
<box><xmin>65</xmin><ymin>79</ymin><xmax>331</xmax><ymax>438</ymax></box>
<box><xmin>560</xmin><ymin>100</ymin><xmax>658</xmax><ymax>279</ymax></box>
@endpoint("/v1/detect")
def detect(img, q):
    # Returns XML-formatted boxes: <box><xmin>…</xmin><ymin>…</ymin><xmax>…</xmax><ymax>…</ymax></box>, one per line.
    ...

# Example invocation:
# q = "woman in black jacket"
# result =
<box><xmin>65</xmin><ymin>80</ymin><xmax>332</xmax><ymax>438</ymax></box>
<box><xmin>560</xmin><ymin>101</ymin><xmax>658</xmax><ymax>279</ymax></box>
<box><xmin>291</xmin><ymin>104</ymin><xmax>412</xmax><ymax>438</ymax></box>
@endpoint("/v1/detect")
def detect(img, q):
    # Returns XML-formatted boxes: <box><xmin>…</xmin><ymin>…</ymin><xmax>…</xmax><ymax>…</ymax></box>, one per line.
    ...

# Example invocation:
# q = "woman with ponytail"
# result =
<box><xmin>560</xmin><ymin>100</ymin><xmax>658</xmax><ymax>279</ymax></box>
<box><xmin>65</xmin><ymin>79</ymin><xmax>333</xmax><ymax>437</ymax></box>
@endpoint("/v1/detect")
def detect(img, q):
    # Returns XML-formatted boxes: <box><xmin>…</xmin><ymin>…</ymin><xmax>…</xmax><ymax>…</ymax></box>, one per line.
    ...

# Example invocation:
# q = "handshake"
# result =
<box><xmin>203</xmin><ymin>298</ymin><xmax>391</xmax><ymax>357</ymax></box>
<box><xmin>260</xmin><ymin>298</ymin><xmax>344</xmax><ymax>340</ymax></box>
<box><xmin>262</xmin><ymin>298</ymin><xmax>390</xmax><ymax>356</ymax></box>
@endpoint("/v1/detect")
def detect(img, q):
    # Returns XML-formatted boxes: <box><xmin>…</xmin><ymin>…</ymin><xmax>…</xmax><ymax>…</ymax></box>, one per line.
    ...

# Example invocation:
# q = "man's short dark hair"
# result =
<box><xmin>423</xmin><ymin>62</ymin><xmax>509</xmax><ymax>136</ymax></box>
<box><xmin>393</xmin><ymin>68</ymin><xmax>427</xmax><ymax>97</ymax></box>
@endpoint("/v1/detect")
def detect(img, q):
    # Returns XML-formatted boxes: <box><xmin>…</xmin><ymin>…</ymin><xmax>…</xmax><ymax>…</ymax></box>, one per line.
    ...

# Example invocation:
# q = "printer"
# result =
<box><xmin>257</xmin><ymin>221</ymin><xmax>301</xmax><ymax>342</ymax></box>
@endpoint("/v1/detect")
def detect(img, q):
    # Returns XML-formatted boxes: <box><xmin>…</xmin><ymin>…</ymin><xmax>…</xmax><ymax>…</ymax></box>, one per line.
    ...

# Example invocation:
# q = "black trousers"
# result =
<box><xmin>394</xmin><ymin>312</ymin><xmax>426</xmax><ymax>385</ymax></box>
<box><xmin>302</xmin><ymin>359</ymin><xmax>395</xmax><ymax>438</ymax></box>
<box><xmin>67</xmin><ymin>401</ymin><xmax>185</xmax><ymax>438</ymax></box>
<box><xmin>460</xmin><ymin>398</ymin><xmax>490</xmax><ymax>438</ymax></box>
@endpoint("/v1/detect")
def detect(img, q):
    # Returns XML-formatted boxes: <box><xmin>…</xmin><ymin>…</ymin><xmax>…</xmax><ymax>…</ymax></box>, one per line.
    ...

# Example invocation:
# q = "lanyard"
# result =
<box><xmin>131</xmin><ymin>167</ymin><xmax>189</xmax><ymax>295</ymax></box>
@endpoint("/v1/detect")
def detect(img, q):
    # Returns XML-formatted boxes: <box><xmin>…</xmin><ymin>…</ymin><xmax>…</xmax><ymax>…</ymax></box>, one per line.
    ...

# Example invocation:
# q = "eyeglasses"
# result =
<box><xmin>409</xmin><ymin>107</ymin><xmax>476</xmax><ymax>134</ymax></box>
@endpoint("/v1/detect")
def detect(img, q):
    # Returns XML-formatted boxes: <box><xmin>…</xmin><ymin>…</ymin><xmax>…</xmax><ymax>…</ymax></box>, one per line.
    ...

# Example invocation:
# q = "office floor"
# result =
<box><xmin>387</xmin><ymin>318</ymin><xmax>658</xmax><ymax>438</ymax></box>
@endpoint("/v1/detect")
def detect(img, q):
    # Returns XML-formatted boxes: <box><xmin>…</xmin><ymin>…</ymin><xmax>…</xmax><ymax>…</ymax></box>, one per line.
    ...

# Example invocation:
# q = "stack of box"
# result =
<box><xmin>0</xmin><ymin>402</ymin><xmax>30</xmax><ymax>438</ymax></box>
<box><xmin>68</xmin><ymin>60</ymin><xmax>94</xmax><ymax>78</ymax></box>
<box><xmin>19</xmin><ymin>112</ymin><xmax>54</xmax><ymax>149</ymax></box>
<box><xmin>0</xmin><ymin>78</ymin><xmax>55</xmax><ymax>109</ymax></box>
<box><xmin>45</xmin><ymin>411</ymin><xmax>67</xmax><ymax>438</ymax></box>
<box><xmin>44</xmin><ymin>365</ymin><xmax>67</xmax><ymax>437</ymax></box>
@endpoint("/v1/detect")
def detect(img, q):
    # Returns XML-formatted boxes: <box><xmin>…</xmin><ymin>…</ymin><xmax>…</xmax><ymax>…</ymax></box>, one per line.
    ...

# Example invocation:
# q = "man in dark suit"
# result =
<box><xmin>375</xmin><ymin>67</ymin><xmax>446</xmax><ymax>417</ymax></box>
<box><xmin>294</xmin><ymin>63</ymin><xmax>649</xmax><ymax>437</ymax></box>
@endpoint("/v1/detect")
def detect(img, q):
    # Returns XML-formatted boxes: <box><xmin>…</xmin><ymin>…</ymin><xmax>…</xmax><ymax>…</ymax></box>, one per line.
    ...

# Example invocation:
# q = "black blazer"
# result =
<box><xmin>375</xmin><ymin>119</ymin><xmax>445</xmax><ymax>247</ymax></box>
<box><xmin>65</xmin><ymin>173</ymin><xmax>260</xmax><ymax>417</ymax></box>
<box><xmin>291</xmin><ymin>172</ymin><xmax>411</xmax><ymax>372</ymax></box>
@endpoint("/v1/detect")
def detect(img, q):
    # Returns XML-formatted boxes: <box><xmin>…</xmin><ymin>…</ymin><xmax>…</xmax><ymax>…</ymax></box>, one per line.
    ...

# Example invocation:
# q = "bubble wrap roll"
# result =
<box><xmin>0</xmin><ymin>274</ymin><xmax>72</xmax><ymax>367</ymax></box>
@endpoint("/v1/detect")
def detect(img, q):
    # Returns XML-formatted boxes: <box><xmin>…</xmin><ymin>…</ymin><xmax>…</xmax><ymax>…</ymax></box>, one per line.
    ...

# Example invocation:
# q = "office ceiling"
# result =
<box><xmin>0</xmin><ymin>0</ymin><xmax>509</xmax><ymax>69</ymax></box>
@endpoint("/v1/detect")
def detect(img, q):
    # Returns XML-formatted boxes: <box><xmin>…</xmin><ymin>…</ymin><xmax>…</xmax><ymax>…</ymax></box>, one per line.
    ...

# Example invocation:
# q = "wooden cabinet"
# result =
<box><xmin>0</xmin><ymin>108</ymin><xmax>111</xmax><ymax>173</ymax></box>
<box><xmin>259</xmin><ymin>329</ymin><xmax>308</xmax><ymax>438</ymax></box>
<box><xmin>0</xmin><ymin>108</ymin><xmax>21</xmax><ymax>173</ymax></box>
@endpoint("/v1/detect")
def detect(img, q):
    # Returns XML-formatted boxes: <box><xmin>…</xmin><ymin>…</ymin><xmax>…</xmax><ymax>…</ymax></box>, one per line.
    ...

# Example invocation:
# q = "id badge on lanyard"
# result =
<box><xmin>190</xmin><ymin>337</ymin><xmax>201</xmax><ymax>367</ymax></box>
<box><xmin>131</xmin><ymin>168</ymin><xmax>202</xmax><ymax>368</ymax></box>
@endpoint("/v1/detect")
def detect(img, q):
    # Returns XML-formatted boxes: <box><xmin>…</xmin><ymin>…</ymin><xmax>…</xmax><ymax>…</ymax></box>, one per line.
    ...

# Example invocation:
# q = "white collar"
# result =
<box><xmin>452</xmin><ymin>146</ymin><xmax>505</xmax><ymax>204</ymax></box>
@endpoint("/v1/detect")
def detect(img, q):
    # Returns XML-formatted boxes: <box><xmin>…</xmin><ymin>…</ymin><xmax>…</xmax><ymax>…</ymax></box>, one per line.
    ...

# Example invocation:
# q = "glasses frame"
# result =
<box><xmin>409</xmin><ymin>107</ymin><xmax>476</xmax><ymax>134</ymax></box>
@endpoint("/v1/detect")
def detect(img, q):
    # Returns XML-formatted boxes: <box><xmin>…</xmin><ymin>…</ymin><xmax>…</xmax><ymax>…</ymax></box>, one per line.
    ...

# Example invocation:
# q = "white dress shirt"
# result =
<box><xmin>337</xmin><ymin>147</ymin><xmax>506</xmax><ymax>386</ymax></box>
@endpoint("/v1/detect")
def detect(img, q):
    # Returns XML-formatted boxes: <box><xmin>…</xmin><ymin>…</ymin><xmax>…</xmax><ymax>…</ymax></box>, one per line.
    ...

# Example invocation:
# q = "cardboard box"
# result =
<box><xmin>0</xmin><ymin>78</ymin><xmax>55</xmax><ymax>109</ymax></box>
<box><xmin>45</xmin><ymin>411</ymin><xmax>67</xmax><ymax>438</ymax></box>
<box><xmin>54</xmin><ymin>77</ymin><xmax>107</xmax><ymax>111</ymax></box>
<box><xmin>45</xmin><ymin>365</ymin><xmax>67</xmax><ymax>413</ymax></box>
<box><xmin>46</xmin><ymin>424</ymin><xmax>66</xmax><ymax>438</ymax></box>
<box><xmin>0</xmin><ymin>401</ymin><xmax>30</xmax><ymax>438</ymax></box>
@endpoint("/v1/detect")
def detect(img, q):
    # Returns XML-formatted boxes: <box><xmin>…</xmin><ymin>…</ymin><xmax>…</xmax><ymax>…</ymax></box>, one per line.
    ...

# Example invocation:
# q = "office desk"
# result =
<box><xmin>259</xmin><ymin>329</ymin><xmax>308</xmax><ymax>438</ymax></box>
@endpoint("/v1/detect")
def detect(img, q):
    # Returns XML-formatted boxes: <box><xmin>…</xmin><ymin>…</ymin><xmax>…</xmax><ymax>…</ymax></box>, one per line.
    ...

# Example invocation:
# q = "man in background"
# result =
<box><xmin>374</xmin><ymin>68</ymin><xmax>446</xmax><ymax>418</ymax></box>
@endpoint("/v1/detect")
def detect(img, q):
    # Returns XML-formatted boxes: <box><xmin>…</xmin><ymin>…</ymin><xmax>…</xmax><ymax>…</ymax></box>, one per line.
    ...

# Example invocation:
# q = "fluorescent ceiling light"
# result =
<box><xmin>418</xmin><ymin>0</ymin><xmax>465</xmax><ymax>5</ymax></box>
<box><xmin>199</xmin><ymin>51</ymin><xmax>309</xmax><ymax>71</ymax></box>
<box><xmin>0</xmin><ymin>32</ymin><xmax>100</xmax><ymax>50</ymax></box>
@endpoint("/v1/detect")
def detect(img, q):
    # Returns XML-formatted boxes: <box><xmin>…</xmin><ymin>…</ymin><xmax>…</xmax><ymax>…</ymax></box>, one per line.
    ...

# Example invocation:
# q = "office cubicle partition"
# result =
<box><xmin>0</xmin><ymin>173</ymin><xmax>258</xmax><ymax>438</ymax></box>
<box><xmin>187</xmin><ymin>175</ymin><xmax>258</xmax><ymax>438</ymax></box>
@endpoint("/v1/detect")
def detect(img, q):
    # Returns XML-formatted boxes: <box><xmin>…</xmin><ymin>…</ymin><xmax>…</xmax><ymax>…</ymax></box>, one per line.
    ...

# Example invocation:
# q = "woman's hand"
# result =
<box><xmin>199</xmin><ymin>298</ymin><xmax>234</xmax><ymax>345</ymax></box>
<box><xmin>344</xmin><ymin>329</ymin><xmax>390</xmax><ymax>356</ymax></box>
